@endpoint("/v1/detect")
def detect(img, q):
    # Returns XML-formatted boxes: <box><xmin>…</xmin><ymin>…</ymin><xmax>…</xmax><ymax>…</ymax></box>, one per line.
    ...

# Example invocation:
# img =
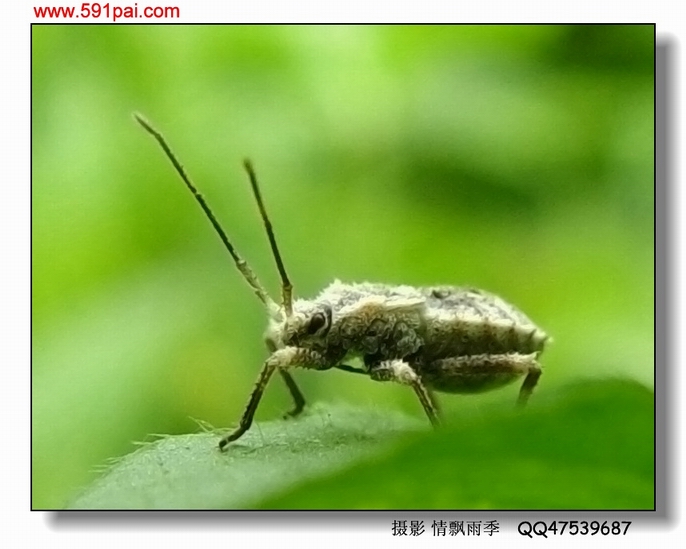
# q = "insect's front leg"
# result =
<box><xmin>278</xmin><ymin>370</ymin><xmax>307</xmax><ymax>418</ymax></box>
<box><xmin>218</xmin><ymin>347</ymin><xmax>330</xmax><ymax>451</ymax></box>
<box><xmin>368</xmin><ymin>359</ymin><xmax>440</xmax><ymax>427</ymax></box>
<box><xmin>266</xmin><ymin>339</ymin><xmax>307</xmax><ymax>419</ymax></box>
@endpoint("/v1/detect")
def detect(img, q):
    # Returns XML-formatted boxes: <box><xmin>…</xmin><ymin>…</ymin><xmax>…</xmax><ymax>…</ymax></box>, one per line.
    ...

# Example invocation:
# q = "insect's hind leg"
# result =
<box><xmin>422</xmin><ymin>353</ymin><xmax>542</xmax><ymax>408</ymax></box>
<box><xmin>517</xmin><ymin>362</ymin><xmax>542</xmax><ymax>408</ymax></box>
<box><xmin>279</xmin><ymin>370</ymin><xmax>306</xmax><ymax>418</ymax></box>
<box><xmin>369</xmin><ymin>359</ymin><xmax>440</xmax><ymax>427</ymax></box>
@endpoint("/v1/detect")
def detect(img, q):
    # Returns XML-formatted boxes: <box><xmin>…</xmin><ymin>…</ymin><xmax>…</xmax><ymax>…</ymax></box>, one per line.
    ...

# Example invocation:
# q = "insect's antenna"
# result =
<box><xmin>134</xmin><ymin>113</ymin><xmax>275</xmax><ymax>310</ymax></box>
<box><xmin>242</xmin><ymin>160</ymin><xmax>293</xmax><ymax>317</ymax></box>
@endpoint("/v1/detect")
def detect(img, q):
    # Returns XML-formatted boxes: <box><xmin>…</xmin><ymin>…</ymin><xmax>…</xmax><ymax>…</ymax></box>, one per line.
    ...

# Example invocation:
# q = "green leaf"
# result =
<box><xmin>261</xmin><ymin>378</ymin><xmax>654</xmax><ymax>510</ymax></box>
<box><xmin>67</xmin><ymin>404</ymin><xmax>426</xmax><ymax>509</ymax></box>
<box><xmin>69</xmin><ymin>379</ymin><xmax>653</xmax><ymax>510</ymax></box>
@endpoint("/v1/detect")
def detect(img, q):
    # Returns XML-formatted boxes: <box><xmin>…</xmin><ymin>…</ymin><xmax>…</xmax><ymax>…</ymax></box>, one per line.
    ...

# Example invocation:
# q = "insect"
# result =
<box><xmin>135</xmin><ymin>114</ymin><xmax>550</xmax><ymax>452</ymax></box>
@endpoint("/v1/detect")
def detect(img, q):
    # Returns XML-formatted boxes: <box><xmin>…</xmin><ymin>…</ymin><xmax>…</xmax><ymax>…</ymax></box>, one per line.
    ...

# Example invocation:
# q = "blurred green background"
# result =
<box><xmin>32</xmin><ymin>25</ymin><xmax>654</xmax><ymax>509</ymax></box>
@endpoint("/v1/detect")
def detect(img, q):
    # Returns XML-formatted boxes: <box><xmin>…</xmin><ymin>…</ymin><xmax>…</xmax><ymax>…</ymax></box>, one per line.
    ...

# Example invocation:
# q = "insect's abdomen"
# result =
<box><xmin>420</xmin><ymin>286</ymin><xmax>548</xmax><ymax>359</ymax></box>
<box><xmin>414</xmin><ymin>287</ymin><xmax>548</xmax><ymax>394</ymax></box>
<box><xmin>422</xmin><ymin>317</ymin><xmax>548</xmax><ymax>359</ymax></box>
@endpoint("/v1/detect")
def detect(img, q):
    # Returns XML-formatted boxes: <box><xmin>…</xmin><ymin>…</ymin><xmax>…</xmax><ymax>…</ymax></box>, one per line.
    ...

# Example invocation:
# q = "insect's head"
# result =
<box><xmin>271</xmin><ymin>302</ymin><xmax>333</xmax><ymax>348</ymax></box>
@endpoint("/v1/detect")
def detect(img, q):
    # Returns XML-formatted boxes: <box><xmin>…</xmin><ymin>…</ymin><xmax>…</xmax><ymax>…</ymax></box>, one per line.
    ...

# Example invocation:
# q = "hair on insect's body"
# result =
<box><xmin>135</xmin><ymin>114</ymin><xmax>549</xmax><ymax>452</ymax></box>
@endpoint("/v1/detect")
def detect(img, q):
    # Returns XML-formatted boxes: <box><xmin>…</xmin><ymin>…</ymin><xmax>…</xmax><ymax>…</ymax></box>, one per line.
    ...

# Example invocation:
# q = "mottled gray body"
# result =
<box><xmin>218</xmin><ymin>279</ymin><xmax>548</xmax><ymax>450</ymax></box>
<box><xmin>267</xmin><ymin>280</ymin><xmax>547</xmax><ymax>395</ymax></box>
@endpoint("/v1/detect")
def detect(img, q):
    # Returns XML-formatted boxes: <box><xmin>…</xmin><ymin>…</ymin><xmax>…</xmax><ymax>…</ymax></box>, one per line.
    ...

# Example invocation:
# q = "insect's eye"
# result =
<box><xmin>306</xmin><ymin>312</ymin><xmax>327</xmax><ymax>335</ymax></box>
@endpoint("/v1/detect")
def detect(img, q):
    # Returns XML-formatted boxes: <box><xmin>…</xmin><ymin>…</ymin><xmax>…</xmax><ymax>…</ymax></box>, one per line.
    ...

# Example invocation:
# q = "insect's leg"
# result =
<box><xmin>219</xmin><ymin>359</ymin><xmax>276</xmax><ymax>451</ymax></box>
<box><xmin>279</xmin><ymin>370</ymin><xmax>306</xmax><ymax>418</ymax></box>
<box><xmin>369</xmin><ymin>359</ymin><xmax>440</xmax><ymax>427</ymax></box>
<box><xmin>279</xmin><ymin>363</ymin><xmax>367</xmax><ymax>418</ymax></box>
<box><xmin>427</xmin><ymin>389</ymin><xmax>442</xmax><ymax>418</ymax></box>
<box><xmin>335</xmin><ymin>363</ymin><xmax>368</xmax><ymax>375</ymax></box>
<box><xmin>265</xmin><ymin>340</ymin><xmax>308</xmax><ymax>418</ymax></box>
<box><xmin>517</xmin><ymin>361</ymin><xmax>542</xmax><ymax>408</ymax></box>
<box><xmin>219</xmin><ymin>347</ymin><xmax>331</xmax><ymax>451</ymax></box>
<box><xmin>422</xmin><ymin>353</ymin><xmax>542</xmax><ymax>407</ymax></box>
